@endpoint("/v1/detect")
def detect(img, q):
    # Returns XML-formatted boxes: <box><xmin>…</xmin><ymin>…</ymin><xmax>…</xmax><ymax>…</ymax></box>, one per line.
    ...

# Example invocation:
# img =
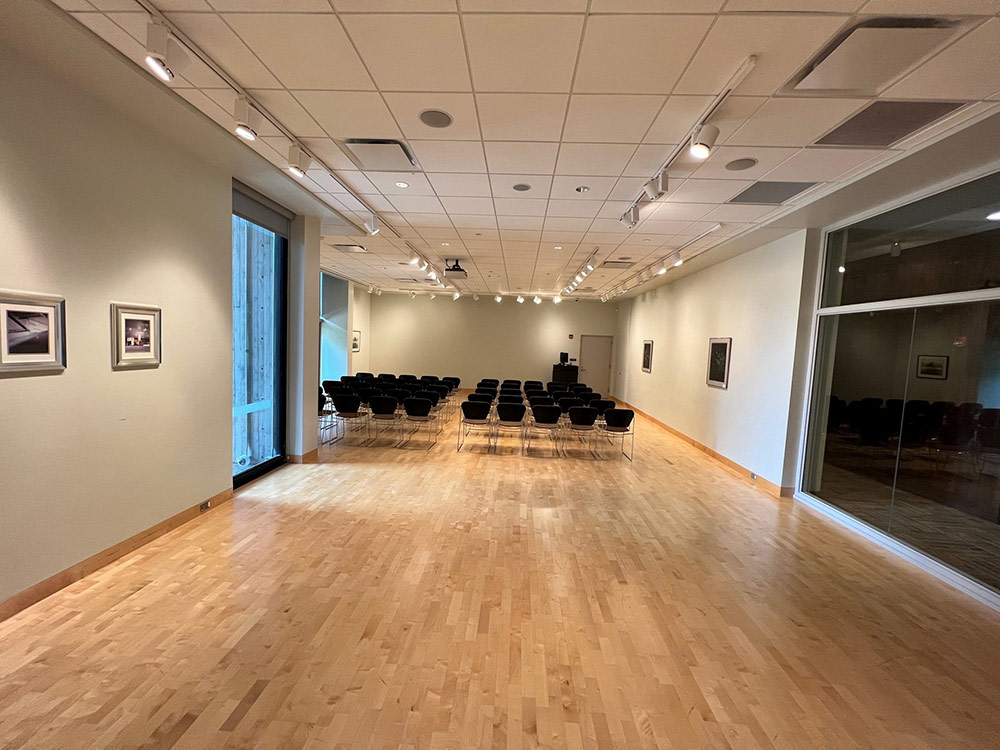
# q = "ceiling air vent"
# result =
<box><xmin>816</xmin><ymin>100</ymin><xmax>964</xmax><ymax>147</ymax></box>
<box><xmin>339</xmin><ymin>139</ymin><xmax>419</xmax><ymax>171</ymax></box>
<box><xmin>600</xmin><ymin>260</ymin><xmax>634</xmax><ymax>269</ymax></box>
<box><xmin>788</xmin><ymin>18</ymin><xmax>962</xmax><ymax>96</ymax></box>
<box><xmin>728</xmin><ymin>181</ymin><xmax>817</xmax><ymax>205</ymax></box>
<box><xmin>333</xmin><ymin>243</ymin><xmax>368</xmax><ymax>253</ymax></box>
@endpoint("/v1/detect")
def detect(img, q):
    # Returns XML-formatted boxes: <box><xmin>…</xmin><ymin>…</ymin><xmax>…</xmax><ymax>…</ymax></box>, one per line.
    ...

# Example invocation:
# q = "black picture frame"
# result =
<box><xmin>916</xmin><ymin>354</ymin><xmax>949</xmax><ymax>380</ymax></box>
<box><xmin>707</xmin><ymin>337</ymin><xmax>732</xmax><ymax>389</ymax></box>
<box><xmin>642</xmin><ymin>340</ymin><xmax>653</xmax><ymax>373</ymax></box>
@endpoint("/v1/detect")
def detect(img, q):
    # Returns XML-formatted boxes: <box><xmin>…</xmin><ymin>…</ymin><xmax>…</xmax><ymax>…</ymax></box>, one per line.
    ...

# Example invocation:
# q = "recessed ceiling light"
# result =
<box><xmin>395</xmin><ymin>181</ymin><xmax>409</xmax><ymax>189</ymax></box>
<box><xmin>575</xmin><ymin>185</ymin><xmax>590</xmax><ymax>193</ymax></box>
<box><xmin>554</xmin><ymin>245</ymin><xmax>563</xmax><ymax>250</ymax></box>
<box><xmin>513</xmin><ymin>183</ymin><xmax>531</xmax><ymax>192</ymax></box>
<box><xmin>419</xmin><ymin>109</ymin><xmax>453</xmax><ymax>128</ymax></box>
<box><xmin>441</xmin><ymin>242</ymin><xmax>449</xmax><ymax>246</ymax></box>
<box><xmin>988</xmin><ymin>210</ymin><xmax>1000</xmax><ymax>221</ymax></box>
<box><xmin>726</xmin><ymin>158</ymin><xmax>759</xmax><ymax>172</ymax></box>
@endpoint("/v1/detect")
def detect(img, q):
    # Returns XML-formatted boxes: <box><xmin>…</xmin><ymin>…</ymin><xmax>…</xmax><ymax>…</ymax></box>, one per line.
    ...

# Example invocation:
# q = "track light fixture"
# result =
<box><xmin>585</xmin><ymin>260</ymin><xmax>595</xmax><ymax>272</ymax></box>
<box><xmin>553</xmin><ymin>296</ymin><xmax>561</xmax><ymax>304</ymax></box>
<box><xmin>409</xmin><ymin>253</ymin><xmax>421</xmax><ymax>265</ymax></box>
<box><xmin>375</xmin><ymin>289</ymin><xmax>382</xmax><ymax>296</ymax></box>
<box><xmin>574</xmin><ymin>274</ymin><xmax>583</xmax><ymax>283</ymax></box>
<box><xmin>410</xmin><ymin>291</ymin><xmax>416</xmax><ymax>299</ymax></box>
<box><xmin>674</xmin><ymin>258</ymin><xmax>684</xmax><ymax>267</ymax></box>
<box><xmin>367</xmin><ymin>285</ymin><xmax>374</xmax><ymax>294</ymax></box>
<box><xmin>453</xmin><ymin>291</ymin><xmax>461</xmax><ymax>300</ymax></box>
<box><xmin>364</xmin><ymin>215</ymin><xmax>381</xmax><ymax>236</ymax></box>
<box><xmin>619</xmin><ymin>204</ymin><xmax>638</xmax><ymax>230</ymax></box>
<box><xmin>642</xmin><ymin>171</ymin><xmax>667</xmax><ymax>201</ymax></box>
<box><xmin>533</xmin><ymin>296</ymin><xmax>542</xmax><ymax>304</ymax></box>
<box><xmin>144</xmin><ymin>20</ymin><xmax>188</xmax><ymax>83</ymax></box>
<box><xmin>473</xmin><ymin>294</ymin><xmax>480</xmax><ymax>301</ymax></box>
<box><xmin>287</xmin><ymin>144</ymin><xmax>310</xmax><ymax>179</ymax></box>
<box><xmin>495</xmin><ymin>295</ymin><xmax>502</xmax><ymax>303</ymax></box>
<box><xmin>428</xmin><ymin>270</ymin><xmax>437</xmax><ymax>280</ymax></box>
<box><xmin>419</xmin><ymin>259</ymin><xmax>428</xmax><ymax>271</ymax></box>
<box><xmin>690</xmin><ymin>123</ymin><xmax>720</xmax><ymax>159</ymax></box>
<box><xmin>657</xmin><ymin>264</ymin><xmax>667</xmax><ymax>275</ymax></box>
<box><xmin>233</xmin><ymin>96</ymin><xmax>258</xmax><ymax>141</ymax></box>
<box><xmin>516</xmin><ymin>295</ymin><xmax>525</xmax><ymax>304</ymax></box>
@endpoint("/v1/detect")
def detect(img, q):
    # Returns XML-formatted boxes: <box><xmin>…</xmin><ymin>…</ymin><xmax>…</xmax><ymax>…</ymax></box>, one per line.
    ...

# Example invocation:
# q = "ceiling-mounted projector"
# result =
<box><xmin>444</xmin><ymin>259</ymin><xmax>468</xmax><ymax>279</ymax></box>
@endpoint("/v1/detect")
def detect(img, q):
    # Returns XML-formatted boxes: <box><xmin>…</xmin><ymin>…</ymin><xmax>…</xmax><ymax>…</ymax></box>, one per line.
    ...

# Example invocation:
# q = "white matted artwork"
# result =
<box><xmin>0</xmin><ymin>289</ymin><xmax>67</xmax><ymax>376</ymax></box>
<box><xmin>112</xmin><ymin>302</ymin><xmax>161</xmax><ymax>370</ymax></box>
<box><xmin>707</xmin><ymin>337</ymin><xmax>732</xmax><ymax>389</ymax></box>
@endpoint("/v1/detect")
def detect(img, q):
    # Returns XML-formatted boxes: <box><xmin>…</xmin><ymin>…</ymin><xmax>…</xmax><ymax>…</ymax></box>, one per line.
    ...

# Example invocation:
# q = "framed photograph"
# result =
<box><xmin>916</xmin><ymin>354</ymin><xmax>949</xmax><ymax>380</ymax></box>
<box><xmin>112</xmin><ymin>302</ymin><xmax>161</xmax><ymax>370</ymax></box>
<box><xmin>351</xmin><ymin>329</ymin><xmax>361</xmax><ymax>353</ymax></box>
<box><xmin>707</xmin><ymin>337</ymin><xmax>732</xmax><ymax>389</ymax></box>
<box><xmin>0</xmin><ymin>289</ymin><xmax>66</xmax><ymax>376</ymax></box>
<box><xmin>641</xmin><ymin>340</ymin><xmax>653</xmax><ymax>373</ymax></box>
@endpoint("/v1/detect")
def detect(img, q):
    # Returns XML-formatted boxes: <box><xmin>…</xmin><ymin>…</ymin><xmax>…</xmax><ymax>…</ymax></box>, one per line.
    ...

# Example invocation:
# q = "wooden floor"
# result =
<box><xmin>2</xmin><ymin>407</ymin><xmax>1000</xmax><ymax>749</ymax></box>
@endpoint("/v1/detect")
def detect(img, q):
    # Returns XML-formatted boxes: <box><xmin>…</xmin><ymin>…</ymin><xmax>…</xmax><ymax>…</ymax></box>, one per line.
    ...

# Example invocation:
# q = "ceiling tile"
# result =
<box><xmin>761</xmin><ymin>147</ymin><xmax>886</xmax><ymax>181</ymax></box>
<box><xmin>701</xmin><ymin>204</ymin><xmax>780</xmax><ymax>222</ymax></box>
<box><xmin>884</xmin><ymin>19</ymin><xmax>1000</xmax><ymax>101</ymax></box>
<box><xmin>427</xmin><ymin>173</ymin><xmax>493</xmax><ymax>197</ymax></box>
<box><xmin>493</xmin><ymin>198</ymin><xmax>549</xmax><ymax>217</ymax></box>
<box><xmin>166</xmin><ymin>12</ymin><xmax>281</xmax><ymax>89</ymax></box>
<box><xmin>543</xmin><ymin>217</ymin><xmax>593</xmax><ymax>231</ymax></box>
<box><xmin>608</xmin><ymin>177</ymin><xmax>646</xmax><ymax>201</ymax></box>
<box><xmin>364</xmin><ymin>172</ymin><xmax>436</xmax><ymax>195</ymax></box>
<box><xmin>334</xmin><ymin>0</ymin><xmax>456</xmax><ymax>8</ymax></box>
<box><xmin>410</xmin><ymin>141</ymin><xmax>487</xmax><ymax>172</ymax></box>
<box><xmin>477</xmin><ymin>94</ymin><xmax>569</xmax><ymax>141</ymax></box>
<box><xmin>859</xmin><ymin>0</ymin><xmax>999</xmax><ymax>13</ymax></box>
<box><xmin>636</xmin><ymin>219</ymin><xmax>693</xmax><ymax>235</ymax></box>
<box><xmin>300</xmin><ymin>138</ymin><xmax>357</xmax><ymax>170</ymax></box>
<box><xmin>500</xmin><ymin>230</ymin><xmax>543</xmax><ymax>242</ymax></box>
<box><xmin>727</xmin><ymin>0</ymin><xmax>864</xmax><ymax>9</ymax></box>
<box><xmin>490</xmin><ymin>175</ymin><xmax>553</xmax><ymax>198</ymax></box>
<box><xmin>224</xmin><ymin>14</ymin><xmax>373</xmax><ymax>90</ymax></box>
<box><xmin>341</xmin><ymin>14</ymin><xmax>471</xmax><ymax>91</ymax></box>
<box><xmin>689</xmin><ymin>146</ymin><xmax>799</xmax><ymax>180</ymax></box>
<box><xmin>389</xmin><ymin>195</ymin><xmax>447</xmax><ymax>213</ymax></box>
<box><xmin>338</xmin><ymin>171</ymin><xmax>378</xmax><ymax>193</ymax></box>
<box><xmin>728</xmin><ymin>98</ymin><xmax>868</xmax><ymax>147</ymax></box>
<box><xmin>555</xmin><ymin>143</ymin><xmax>636</xmax><ymax>176</ymax></box>
<box><xmin>403</xmin><ymin>213</ymin><xmax>454</xmax><ymax>227</ymax></box>
<box><xmin>497</xmin><ymin>216</ymin><xmax>545</xmax><ymax>230</ymax></box>
<box><xmin>463</xmin><ymin>15</ymin><xmax>584</xmax><ymax>92</ymax></box>
<box><xmin>589</xmin><ymin>0</ymin><xmax>725</xmax><ymax>10</ymax></box>
<box><xmin>440</xmin><ymin>196</ymin><xmax>496</xmax><ymax>214</ymax></box>
<box><xmin>293</xmin><ymin>91</ymin><xmax>402</xmax><ymax>139</ymax></box>
<box><xmin>574</xmin><ymin>15</ymin><xmax>711</xmax><ymax>94</ymax></box>
<box><xmin>383</xmin><ymin>93</ymin><xmax>481</xmax><ymax>140</ymax></box>
<box><xmin>459</xmin><ymin>0</ymin><xmax>586</xmax><ymax>9</ymax></box>
<box><xmin>484</xmin><ymin>142</ymin><xmax>560</xmax><ymax>174</ymax></box>
<box><xmin>546</xmin><ymin>200</ymin><xmax>604</xmax><ymax>218</ymax></box>
<box><xmin>623</xmin><ymin>144</ymin><xmax>674</xmax><ymax>178</ymax></box>
<box><xmin>247</xmin><ymin>90</ymin><xmax>325</xmax><ymax>137</ymax></box>
<box><xmin>550</xmin><ymin>175</ymin><xmax>617</xmax><ymax>200</ymax></box>
<box><xmin>306</xmin><ymin>169</ymin><xmax>349</xmax><ymax>193</ymax></box>
<box><xmin>563</xmin><ymin>95</ymin><xmax>664</xmax><ymax>142</ymax></box>
<box><xmin>645</xmin><ymin>202</ymin><xmax>716</xmax><ymax>221</ymax></box>
<box><xmin>666</xmin><ymin>178</ymin><xmax>754</xmax><ymax>203</ymax></box>
<box><xmin>449</xmin><ymin>215</ymin><xmax>499</xmax><ymax>229</ymax></box>
<box><xmin>675</xmin><ymin>15</ymin><xmax>849</xmax><ymax>96</ymax></box>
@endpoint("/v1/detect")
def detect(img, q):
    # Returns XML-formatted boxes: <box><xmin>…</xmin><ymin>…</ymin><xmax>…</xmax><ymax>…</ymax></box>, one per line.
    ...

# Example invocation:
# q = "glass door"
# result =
<box><xmin>232</xmin><ymin>213</ymin><xmax>287</xmax><ymax>486</ymax></box>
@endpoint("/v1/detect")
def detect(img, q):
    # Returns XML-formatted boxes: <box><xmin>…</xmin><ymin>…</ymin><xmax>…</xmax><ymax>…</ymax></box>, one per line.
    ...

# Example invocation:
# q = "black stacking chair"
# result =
<box><xmin>420</xmin><ymin>375</ymin><xmax>440</xmax><ymax>384</ymax></box>
<box><xmin>498</xmin><ymin>394</ymin><xmax>523</xmax><ymax>404</ymax></box>
<box><xmin>567</xmin><ymin>406</ymin><xmax>598</xmax><ymax>457</ymax></box>
<box><xmin>401</xmin><ymin>397</ymin><xmax>436</xmax><ymax>449</ymax></box>
<box><xmin>546</xmin><ymin>382</ymin><xmax>560</xmax><ymax>390</ymax></box>
<box><xmin>558</xmin><ymin>397</ymin><xmax>584</xmax><ymax>415</ymax></box>
<box><xmin>369</xmin><ymin>395</ymin><xmax>400</xmax><ymax>444</ymax></box>
<box><xmin>319</xmin><ymin>387</ymin><xmax>336</xmax><ymax>444</ymax></box>
<box><xmin>399</xmin><ymin>374</ymin><xmax>417</xmax><ymax>382</ymax></box>
<box><xmin>388</xmin><ymin>389</ymin><xmax>411</xmax><ymax>406</ymax></box>
<box><xmin>579</xmin><ymin>392</ymin><xmax>600</xmax><ymax>404</ymax></box>
<box><xmin>356</xmin><ymin>372</ymin><xmax>375</xmax><ymax>381</ymax></box>
<box><xmin>480</xmin><ymin>379</ymin><xmax>499</xmax><ymax>388</ymax></box>
<box><xmin>475</xmin><ymin>388</ymin><xmax>497</xmax><ymax>400</ymax></box>
<box><xmin>428</xmin><ymin>383</ymin><xmax>451</xmax><ymax>414</ymax></box>
<box><xmin>341</xmin><ymin>375</ymin><xmax>359</xmax><ymax>385</ymax></box>
<box><xmin>592</xmin><ymin>399</ymin><xmax>616</xmax><ymax>418</ymax></box>
<box><xmin>415</xmin><ymin>389</ymin><xmax>442</xmax><ymax>422</ymax></box>
<box><xmin>356</xmin><ymin>387</ymin><xmax>380</xmax><ymax>412</ymax></box>
<box><xmin>501</xmin><ymin>379</ymin><xmax>521</xmax><ymax>390</ymax></box>
<box><xmin>468</xmin><ymin>393</ymin><xmax>493</xmax><ymax>404</ymax></box>
<box><xmin>459</xmin><ymin>399</ymin><xmax>492</xmax><ymax>451</ymax></box>
<box><xmin>525</xmin><ymin>404</ymin><xmax>562</xmax><ymax>456</ymax></box>
<box><xmin>568</xmin><ymin>383</ymin><xmax>589</xmax><ymax>393</ymax></box>
<box><xmin>598</xmin><ymin>408</ymin><xmax>635</xmax><ymax>461</ymax></box>
<box><xmin>442</xmin><ymin>376</ymin><xmax>461</xmax><ymax>390</ymax></box>
<box><xmin>529</xmin><ymin>395</ymin><xmax>554</xmax><ymax>408</ymax></box>
<box><xmin>524</xmin><ymin>380</ymin><xmax>543</xmax><ymax>390</ymax></box>
<box><xmin>378</xmin><ymin>373</ymin><xmax>396</xmax><ymax>381</ymax></box>
<box><xmin>494</xmin><ymin>402</ymin><xmax>526</xmax><ymax>453</ymax></box>
<box><xmin>331</xmin><ymin>394</ymin><xmax>368</xmax><ymax>444</ymax></box>
<box><xmin>548</xmin><ymin>387</ymin><xmax>569</xmax><ymax>399</ymax></box>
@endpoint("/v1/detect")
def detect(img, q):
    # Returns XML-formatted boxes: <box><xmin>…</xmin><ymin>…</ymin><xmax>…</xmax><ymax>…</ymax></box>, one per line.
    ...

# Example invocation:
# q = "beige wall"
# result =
<box><xmin>613</xmin><ymin>231</ymin><xmax>808</xmax><ymax>486</ymax></box>
<box><xmin>368</xmin><ymin>295</ymin><xmax>617</xmax><ymax>385</ymax></box>
<box><xmin>0</xmin><ymin>42</ymin><xmax>232</xmax><ymax>601</ymax></box>
<box><xmin>348</xmin><ymin>282</ymin><xmax>371</xmax><ymax>374</ymax></box>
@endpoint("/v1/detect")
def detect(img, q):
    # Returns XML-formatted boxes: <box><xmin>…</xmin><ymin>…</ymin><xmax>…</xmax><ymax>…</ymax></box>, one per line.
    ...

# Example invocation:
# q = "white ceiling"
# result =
<box><xmin>55</xmin><ymin>0</ymin><xmax>1000</xmax><ymax>298</ymax></box>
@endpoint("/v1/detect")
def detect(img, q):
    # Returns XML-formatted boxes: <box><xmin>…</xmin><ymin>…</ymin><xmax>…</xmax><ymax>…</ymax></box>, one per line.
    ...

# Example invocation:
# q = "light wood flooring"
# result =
<box><xmin>2</xmin><ymin>408</ymin><xmax>1000</xmax><ymax>749</ymax></box>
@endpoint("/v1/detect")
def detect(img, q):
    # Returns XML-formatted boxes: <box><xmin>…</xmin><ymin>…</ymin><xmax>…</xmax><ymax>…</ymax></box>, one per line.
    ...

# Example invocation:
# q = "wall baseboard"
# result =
<box><xmin>288</xmin><ymin>448</ymin><xmax>318</xmax><ymax>464</ymax></box>
<box><xmin>0</xmin><ymin>487</ymin><xmax>233</xmax><ymax>623</ymax></box>
<box><xmin>615</xmin><ymin>398</ymin><xmax>792</xmax><ymax>500</ymax></box>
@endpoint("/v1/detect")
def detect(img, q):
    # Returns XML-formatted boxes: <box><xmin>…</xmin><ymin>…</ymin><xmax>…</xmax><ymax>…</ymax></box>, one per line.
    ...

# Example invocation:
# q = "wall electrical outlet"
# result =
<box><xmin>750</xmin><ymin>473</ymin><xmax>757</xmax><ymax>480</ymax></box>
<box><xmin>199</xmin><ymin>500</ymin><xmax>211</xmax><ymax>512</ymax></box>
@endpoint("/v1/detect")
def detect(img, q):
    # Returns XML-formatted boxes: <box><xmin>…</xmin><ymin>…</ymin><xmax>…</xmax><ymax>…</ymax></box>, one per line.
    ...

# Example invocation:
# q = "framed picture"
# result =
<box><xmin>642</xmin><ymin>340</ymin><xmax>653</xmax><ymax>373</ymax></box>
<box><xmin>916</xmin><ymin>354</ymin><xmax>949</xmax><ymax>380</ymax></box>
<box><xmin>707</xmin><ymin>337</ymin><xmax>732</xmax><ymax>389</ymax></box>
<box><xmin>0</xmin><ymin>289</ymin><xmax>66</xmax><ymax>376</ymax></box>
<box><xmin>351</xmin><ymin>329</ymin><xmax>361</xmax><ymax>353</ymax></box>
<box><xmin>111</xmin><ymin>302</ymin><xmax>161</xmax><ymax>370</ymax></box>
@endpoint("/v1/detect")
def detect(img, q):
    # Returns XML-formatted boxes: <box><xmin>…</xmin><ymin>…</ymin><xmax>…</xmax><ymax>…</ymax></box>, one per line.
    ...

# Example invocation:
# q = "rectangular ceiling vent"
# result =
<box><xmin>788</xmin><ymin>18</ymin><xmax>962</xmax><ymax>96</ymax></box>
<box><xmin>600</xmin><ymin>260</ymin><xmax>633</xmax><ymax>269</ymax></box>
<box><xmin>333</xmin><ymin>243</ymin><xmax>368</xmax><ymax>253</ymax></box>
<box><xmin>394</xmin><ymin>277</ymin><xmax>419</xmax><ymax>283</ymax></box>
<box><xmin>339</xmin><ymin>139</ymin><xmax>420</xmax><ymax>171</ymax></box>
<box><xmin>816</xmin><ymin>100</ymin><xmax>964</xmax><ymax>147</ymax></box>
<box><xmin>728</xmin><ymin>181</ymin><xmax>817</xmax><ymax>205</ymax></box>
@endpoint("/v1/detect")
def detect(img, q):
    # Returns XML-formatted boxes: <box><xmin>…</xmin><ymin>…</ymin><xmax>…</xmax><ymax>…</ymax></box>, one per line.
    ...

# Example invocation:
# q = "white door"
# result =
<box><xmin>578</xmin><ymin>335</ymin><xmax>613</xmax><ymax>396</ymax></box>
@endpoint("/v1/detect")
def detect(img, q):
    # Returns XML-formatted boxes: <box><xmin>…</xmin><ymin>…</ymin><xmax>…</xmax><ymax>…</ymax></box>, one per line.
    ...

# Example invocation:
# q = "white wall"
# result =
<box><xmin>613</xmin><ymin>231</ymin><xmax>808</xmax><ymax>486</ymax></box>
<box><xmin>368</xmin><ymin>295</ymin><xmax>617</xmax><ymax>385</ymax></box>
<box><xmin>348</xmin><ymin>282</ymin><xmax>371</xmax><ymax>374</ymax></box>
<box><xmin>0</xmin><ymin>42</ymin><xmax>232</xmax><ymax>601</ymax></box>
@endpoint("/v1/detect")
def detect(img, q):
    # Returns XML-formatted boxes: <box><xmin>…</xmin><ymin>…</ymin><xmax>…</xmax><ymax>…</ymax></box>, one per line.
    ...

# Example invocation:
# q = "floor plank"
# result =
<box><xmin>1</xmin><ymin>407</ymin><xmax>999</xmax><ymax>749</ymax></box>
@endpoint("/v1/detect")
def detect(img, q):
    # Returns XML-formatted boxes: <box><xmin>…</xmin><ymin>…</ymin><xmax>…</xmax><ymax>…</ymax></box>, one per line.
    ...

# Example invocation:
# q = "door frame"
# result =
<box><xmin>578</xmin><ymin>334</ymin><xmax>614</xmax><ymax>395</ymax></box>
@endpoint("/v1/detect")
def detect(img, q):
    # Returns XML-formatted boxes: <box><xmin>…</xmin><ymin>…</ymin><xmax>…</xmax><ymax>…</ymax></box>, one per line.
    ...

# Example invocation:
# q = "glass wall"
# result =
<box><xmin>232</xmin><ymin>214</ymin><xmax>287</xmax><ymax>485</ymax></box>
<box><xmin>804</xmin><ymin>171</ymin><xmax>1000</xmax><ymax>591</ymax></box>
<box><xmin>320</xmin><ymin>272</ymin><xmax>349</xmax><ymax>384</ymax></box>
